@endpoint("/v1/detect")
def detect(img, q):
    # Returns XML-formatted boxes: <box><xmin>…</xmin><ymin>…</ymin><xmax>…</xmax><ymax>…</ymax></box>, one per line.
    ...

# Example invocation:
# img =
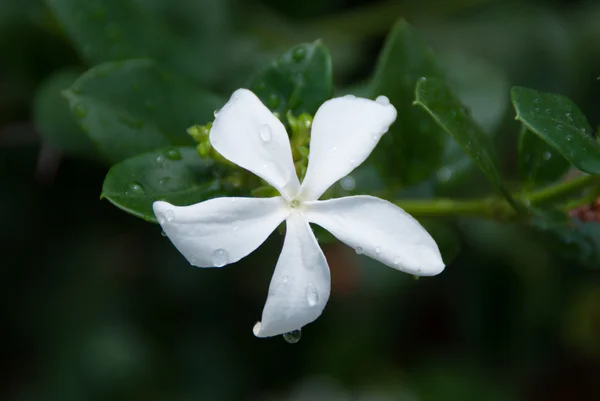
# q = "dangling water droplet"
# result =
<box><xmin>165</xmin><ymin>210</ymin><xmax>175</xmax><ymax>222</ymax></box>
<box><xmin>376</xmin><ymin>95</ymin><xmax>390</xmax><ymax>105</ymax></box>
<box><xmin>375</xmin><ymin>246</ymin><xmax>381</xmax><ymax>254</ymax></box>
<box><xmin>542</xmin><ymin>151</ymin><xmax>552</xmax><ymax>160</ymax></box>
<box><xmin>292</xmin><ymin>47</ymin><xmax>306</xmax><ymax>61</ymax></box>
<box><xmin>129</xmin><ymin>182</ymin><xmax>144</xmax><ymax>194</ymax></box>
<box><xmin>436</xmin><ymin>167</ymin><xmax>453</xmax><ymax>182</ymax></box>
<box><xmin>259</xmin><ymin>124</ymin><xmax>272</xmax><ymax>142</ymax></box>
<box><xmin>340</xmin><ymin>175</ymin><xmax>356</xmax><ymax>191</ymax></box>
<box><xmin>283</xmin><ymin>329</ymin><xmax>302</xmax><ymax>344</ymax></box>
<box><xmin>160</xmin><ymin>231</ymin><xmax>167</xmax><ymax>237</ymax></box>
<box><xmin>355</xmin><ymin>246</ymin><xmax>363</xmax><ymax>255</ymax></box>
<box><xmin>213</xmin><ymin>108</ymin><xmax>221</xmax><ymax>117</ymax></box>
<box><xmin>73</xmin><ymin>103</ymin><xmax>87</xmax><ymax>119</ymax></box>
<box><xmin>306</xmin><ymin>284</ymin><xmax>319</xmax><ymax>306</ymax></box>
<box><xmin>212</xmin><ymin>249</ymin><xmax>228</xmax><ymax>267</ymax></box>
<box><xmin>165</xmin><ymin>148</ymin><xmax>182</xmax><ymax>160</ymax></box>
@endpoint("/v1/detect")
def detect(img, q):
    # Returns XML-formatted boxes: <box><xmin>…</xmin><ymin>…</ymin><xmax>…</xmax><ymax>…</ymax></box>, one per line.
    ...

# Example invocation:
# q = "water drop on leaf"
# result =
<box><xmin>73</xmin><ymin>103</ymin><xmax>87</xmax><ymax>119</ymax></box>
<box><xmin>292</xmin><ymin>47</ymin><xmax>306</xmax><ymax>61</ymax></box>
<box><xmin>165</xmin><ymin>148</ymin><xmax>182</xmax><ymax>160</ymax></box>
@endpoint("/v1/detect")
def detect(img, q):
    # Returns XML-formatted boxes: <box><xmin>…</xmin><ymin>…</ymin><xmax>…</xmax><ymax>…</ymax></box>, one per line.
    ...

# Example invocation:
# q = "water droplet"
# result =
<box><xmin>418</xmin><ymin>77</ymin><xmax>427</xmax><ymax>82</ymax></box>
<box><xmin>542</xmin><ymin>151</ymin><xmax>552</xmax><ymax>160</ymax></box>
<box><xmin>129</xmin><ymin>182</ymin><xmax>144</xmax><ymax>193</ymax></box>
<box><xmin>375</xmin><ymin>246</ymin><xmax>381</xmax><ymax>254</ymax></box>
<box><xmin>212</xmin><ymin>249</ymin><xmax>228</xmax><ymax>267</ymax></box>
<box><xmin>375</xmin><ymin>95</ymin><xmax>390</xmax><ymax>105</ymax></box>
<box><xmin>534</xmin><ymin>97</ymin><xmax>540</xmax><ymax>104</ymax></box>
<box><xmin>331</xmin><ymin>146</ymin><xmax>338</xmax><ymax>152</ymax></box>
<box><xmin>566</xmin><ymin>112</ymin><xmax>574</xmax><ymax>121</ymax></box>
<box><xmin>156</xmin><ymin>155</ymin><xmax>166</xmax><ymax>164</ymax></box>
<box><xmin>343</xmin><ymin>94</ymin><xmax>356</xmax><ymax>100</ymax></box>
<box><xmin>259</xmin><ymin>124</ymin><xmax>272</xmax><ymax>142</ymax></box>
<box><xmin>306</xmin><ymin>284</ymin><xmax>319</xmax><ymax>307</ymax></box>
<box><xmin>282</xmin><ymin>275</ymin><xmax>289</xmax><ymax>284</ymax></box>
<box><xmin>349</xmin><ymin>159</ymin><xmax>357</xmax><ymax>167</ymax></box>
<box><xmin>557</xmin><ymin>125</ymin><xmax>563</xmax><ymax>131</ymax></box>
<box><xmin>165</xmin><ymin>210</ymin><xmax>175</xmax><ymax>223</ymax></box>
<box><xmin>213</xmin><ymin>108</ymin><xmax>221</xmax><ymax>117</ymax></box>
<box><xmin>267</xmin><ymin>94</ymin><xmax>279</xmax><ymax>109</ymax></box>
<box><xmin>165</xmin><ymin>148</ymin><xmax>182</xmax><ymax>160</ymax></box>
<box><xmin>292</xmin><ymin>47</ymin><xmax>306</xmax><ymax>61</ymax></box>
<box><xmin>580</xmin><ymin>128</ymin><xmax>588</xmax><ymax>135</ymax></box>
<box><xmin>437</xmin><ymin>167</ymin><xmax>453</xmax><ymax>182</ymax></box>
<box><xmin>283</xmin><ymin>329</ymin><xmax>302</xmax><ymax>344</ymax></box>
<box><xmin>73</xmin><ymin>103</ymin><xmax>87</xmax><ymax>119</ymax></box>
<box><xmin>566</xmin><ymin>135</ymin><xmax>573</xmax><ymax>142</ymax></box>
<box><xmin>393</xmin><ymin>255</ymin><xmax>401</xmax><ymax>265</ymax></box>
<box><xmin>340</xmin><ymin>175</ymin><xmax>356</xmax><ymax>191</ymax></box>
<box><xmin>535</xmin><ymin>108</ymin><xmax>541</xmax><ymax>113</ymax></box>
<box><xmin>156</xmin><ymin>212</ymin><xmax>165</xmax><ymax>224</ymax></box>
<box><xmin>262</xmin><ymin>163</ymin><xmax>270</xmax><ymax>169</ymax></box>
<box><xmin>159</xmin><ymin>177</ymin><xmax>171</xmax><ymax>186</ymax></box>
<box><xmin>371</xmin><ymin>134</ymin><xmax>379</xmax><ymax>141</ymax></box>
<box><xmin>160</xmin><ymin>231</ymin><xmax>167</xmax><ymax>237</ymax></box>
<box><xmin>545</xmin><ymin>108</ymin><xmax>551</xmax><ymax>114</ymax></box>
<box><xmin>355</xmin><ymin>246</ymin><xmax>363</xmax><ymax>255</ymax></box>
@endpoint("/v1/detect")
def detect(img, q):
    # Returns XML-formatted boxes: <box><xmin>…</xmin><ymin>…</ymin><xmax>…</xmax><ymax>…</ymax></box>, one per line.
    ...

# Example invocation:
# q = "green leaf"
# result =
<box><xmin>511</xmin><ymin>86</ymin><xmax>600</xmax><ymax>174</ymax></box>
<box><xmin>45</xmin><ymin>0</ymin><xmax>173</xmax><ymax>65</ymax></box>
<box><xmin>518</xmin><ymin>126</ymin><xmax>570</xmax><ymax>187</ymax></box>
<box><xmin>369</xmin><ymin>20</ymin><xmax>446</xmax><ymax>186</ymax></box>
<box><xmin>33</xmin><ymin>69</ymin><xmax>96</xmax><ymax>157</ymax></box>
<box><xmin>249</xmin><ymin>40</ymin><xmax>333</xmax><ymax>117</ymax></box>
<box><xmin>414</xmin><ymin>77</ymin><xmax>511</xmax><ymax>200</ymax></box>
<box><xmin>102</xmin><ymin>147</ymin><xmax>241</xmax><ymax>223</ymax></box>
<box><xmin>63</xmin><ymin>59</ymin><xmax>223</xmax><ymax>163</ymax></box>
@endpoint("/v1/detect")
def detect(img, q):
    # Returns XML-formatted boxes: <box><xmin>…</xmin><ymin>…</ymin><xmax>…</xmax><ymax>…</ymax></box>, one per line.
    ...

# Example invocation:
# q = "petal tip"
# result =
<box><xmin>252</xmin><ymin>321</ymin><xmax>263</xmax><ymax>337</ymax></box>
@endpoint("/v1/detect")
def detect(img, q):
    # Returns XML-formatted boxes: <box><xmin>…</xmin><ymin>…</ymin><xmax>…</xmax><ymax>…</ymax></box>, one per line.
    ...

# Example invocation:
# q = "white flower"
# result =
<box><xmin>153</xmin><ymin>89</ymin><xmax>444</xmax><ymax>338</ymax></box>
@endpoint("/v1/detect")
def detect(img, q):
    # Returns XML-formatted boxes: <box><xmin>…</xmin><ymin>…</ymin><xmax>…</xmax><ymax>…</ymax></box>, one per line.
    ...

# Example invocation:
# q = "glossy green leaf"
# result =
<box><xmin>414</xmin><ymin>77</ymin><xmax>511</xmax><ymax>199</ymax></box>
<box><xmin>63</xmin><ymin>60</ymin><xmax>223</xmax><ymax>163</ymax></box>
<box><xmin>102</xmin><ymin>147</ymin><xmax>241</xmax><ymax>223</ymax></box>
<box><xmin>33</xmin><ymin>69</ymin><xmax>96</xmax><ymax>157</ymax></box>
<box><xmin>512</xmin><ymin>86</ymin><xmax>600</xmax><ymax>174</ymax></box>
<box><xmin>518</xmin><ymin>126</ymin><xmax>570</xmax><ymax>187</ymax></box>
<box><xmin>370</xmin><ymin>20</ymin><xmax>446</xmax><ymax>186</ymax></box>
<box><xmin>249</xmin><ymin>40</ymin><xmax>333</xmax><ymax>117</ymax></box>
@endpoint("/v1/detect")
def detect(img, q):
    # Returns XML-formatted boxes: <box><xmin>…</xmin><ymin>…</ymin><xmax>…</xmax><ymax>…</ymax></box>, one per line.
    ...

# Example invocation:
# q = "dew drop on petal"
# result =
<box><xmin>375</xmin><ymin>246</ymin><xmax>381</xmax><ymax>254</ymax></box>
<box><xmin>165</xmin><ymin>210</ymin><xmax>175</xmax><ymax>223</ymax></box>
<box><xmin>349</xmin><ymin>159</ymin><xmax>357</xmax><ymax>167</ymax></box>
<box><xmin>375</xmin><ymin>95</ymin><xmax>390</xmax><ymax>105</ymax></box>
<box><xmin>393</xmin><ymin>255</ymin><xmax>401</xmax><ymax>265</ymax></box>
<box><xmin>283</xmin><ymin>329</ymin><xmax>302</xmax><ymax>344</ymax></box>
<box><xmin>355</xmin><ymin>246</ymin><xmax>363</xmax><ymax>255</ymax></box>
<box><xmin>282</xmin><ymin>275</ymin><xmax>289</xmax><ymax>284</ymax></box>
<box><xmin>212</xmin><ymin>248</ymin><xmax>228</xmax><ymax>267</ymax></box>
<box><xmin>306</xmin><ymin>284</ymin><xmax>319</xmax><ymax>307</ymax></box>
<box><xmin>259</xmin><ymin>124</ymin><xmax>272</xmax><ymax>142</ymax></box>
<box><xmin>213</xmin><ymin>108</ymin><xmax>221</xmax><ymax>117</ymax></box>
<box><xmin>331</xmin><ymin>146</ymin><xmax>338</xmax><ymax>152</ymax></box>
<box><xmin>160</xmin><ymin>231</ymin><xmax>167</xmax><ymax>237</ymax></box>
<box><xmin>340</xmin><ymin>175</ymin><xmax>356</xmax><ymax>191</ymax></box>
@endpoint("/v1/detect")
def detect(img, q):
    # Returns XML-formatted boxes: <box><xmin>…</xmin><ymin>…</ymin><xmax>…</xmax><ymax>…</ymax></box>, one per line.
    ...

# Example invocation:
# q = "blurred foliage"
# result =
<box><xmin>2</xmin><ymin>0</ymin><xmax>600</xmax><ymax>400</ymax></box>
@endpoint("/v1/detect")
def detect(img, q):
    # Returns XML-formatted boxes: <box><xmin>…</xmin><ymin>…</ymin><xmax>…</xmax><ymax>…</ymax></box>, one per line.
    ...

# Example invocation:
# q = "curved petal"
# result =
<box><xmin>210</xmin><ymin>89</ymin><xmax>299</xmax><ymax>199</ymax></box>
<box><xmin>253</xmin><ymin>212</ymin><xmax>331</xmax><ymax>338</ymax></box>
<box><xmin>304</xmin><ymin>195</ymin><xmax>444</xmax><ymax>276</ymax></box>
<box><xmin>153</xmin><ymin>197</ymin><xmax>289</xmax><ymax>267</ymax></box>
<box><xmin>298</xmin><ymin>96</ymin><xmax>397</xmax><ymax>200</ymax></box>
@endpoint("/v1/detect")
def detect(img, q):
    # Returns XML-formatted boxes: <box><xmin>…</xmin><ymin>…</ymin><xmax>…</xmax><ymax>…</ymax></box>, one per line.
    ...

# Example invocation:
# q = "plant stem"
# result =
<box><xmin>522</xmin><ymin>174</ymin><xmax>598</xmax><ymax>205</ymax></box>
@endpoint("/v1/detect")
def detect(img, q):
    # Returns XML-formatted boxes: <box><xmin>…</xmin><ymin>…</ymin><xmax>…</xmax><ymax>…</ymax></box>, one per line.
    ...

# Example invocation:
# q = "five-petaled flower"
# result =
<box><xmin>154</xmin><ymin>89</ymin><xmax>445</xmax><ymax>338</ymax></box>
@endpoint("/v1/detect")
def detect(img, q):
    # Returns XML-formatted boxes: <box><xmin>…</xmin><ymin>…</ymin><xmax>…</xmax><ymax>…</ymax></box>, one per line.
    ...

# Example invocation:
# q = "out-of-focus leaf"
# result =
<box><xmin>248</xmin><ymin>40</ymin><xmax>333</xmax><ymax>117</ymax></box>
<box><xmin>369</xmin><ymin>20</ymin><xmax>445</xmax><ymax>187</ymax></box>
<box><xmin>63</xmin><ymin>60</ymin><xmax>223</xmax><ymax>163</ymax></box>
<box><xmin>414</xmin><ymin>77</ymin><xmax>512</xmax><ymax>201</ymax></box>
<box><xmin>33</xmin><ymin>69</ymin><xmax>96</xmax><ymax>157</ymax></box>
<box><xmin>102</xmin><ymin>147</ymin><xmax>240</xmax><ymax>223</ymax></box>
<box><xmin>511</xmin><ymin>86</ymin><xmax>600</xmax><ymax>174</ymax></box>
<box><xmin>518</xmin><ymin>126</ymin><xmax>570</xmax><ymax>187</ymax></box>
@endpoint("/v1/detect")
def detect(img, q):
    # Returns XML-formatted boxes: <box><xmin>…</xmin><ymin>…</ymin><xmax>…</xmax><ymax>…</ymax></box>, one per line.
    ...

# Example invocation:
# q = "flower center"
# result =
<box><xmin>289</xmin><ymin>198</ymin><xmax>301</xmax><ymax>209</ymax></box>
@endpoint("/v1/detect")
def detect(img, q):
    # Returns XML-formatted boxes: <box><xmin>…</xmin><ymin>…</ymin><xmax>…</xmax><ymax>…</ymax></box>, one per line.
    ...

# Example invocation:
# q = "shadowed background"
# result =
<box><xmin>1</xmin><ymin>0</ymin><xmax>600</xmax><ymax>400</ymax></box>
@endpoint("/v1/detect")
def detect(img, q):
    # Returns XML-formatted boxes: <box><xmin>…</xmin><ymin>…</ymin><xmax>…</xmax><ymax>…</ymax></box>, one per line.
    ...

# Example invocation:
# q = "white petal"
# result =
<box><xmin>304</xmin><ymin>196</ymin><xmax>444</xmax><ymax>276</ymax></box>
<box><xmin>298</xmin><ymin>96</ymin><xmax>397</xmax><ymax>200</ymax></box>
<box><xmin>153</xmin><ymin>197</ymin><xmax>289</xmax><ymax>267</ymax></box>
<box><xmin>209</xmin><ymin>89</ymin><xmax>299</xmax><ymax>199</ymax></box>
<box><xmin>253</xmin><ymin>212</ymin><xmax>331</xmax><ymax>337</ymax></box>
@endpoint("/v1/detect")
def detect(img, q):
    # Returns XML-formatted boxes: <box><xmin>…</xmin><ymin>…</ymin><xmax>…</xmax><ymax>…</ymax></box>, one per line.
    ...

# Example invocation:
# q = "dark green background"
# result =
<box><xmin>2</xmin><ymin>0</ymin><xmax>600</xmax><ymax>400</ymax></box>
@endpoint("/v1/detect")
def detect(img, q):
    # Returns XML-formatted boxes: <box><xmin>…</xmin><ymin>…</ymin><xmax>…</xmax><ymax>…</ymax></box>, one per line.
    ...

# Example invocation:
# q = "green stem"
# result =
<box><xmin>394</xmin><ymin>175</ymin><xmax>599</xmax><ymax>220</ymax></box>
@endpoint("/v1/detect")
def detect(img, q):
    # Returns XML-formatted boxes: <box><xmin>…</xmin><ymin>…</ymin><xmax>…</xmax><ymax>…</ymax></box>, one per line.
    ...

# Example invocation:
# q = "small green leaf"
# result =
<box><xmin>511</xmin><ymin>86</ymin><xmax>600</xmax><ymax>174</ymax></box>
<box><xmin>102</xmin><ymin>147</ymin><xmax>240</xmax><ymax>223</ymax></box>
<box><xmin>63</xmin><ymin>60</ymin><xmax>223</xmax><ymax>163</ymax></box>
<box><xmin>518</xmin><ymin>126</ymin><xmax>570</xmax><ymax>187</ymax></box>
<box><xmin>33</xmin><ymin>69</ymin><xmax>96</xmax><ymax>157</ymax></box>
<box><xmin>249</xmin><ymin>40</ymin><xmax>333</xmax><ymax>117</ymax></box>
<box><xmin>370</xmin><ymin>20</ymin><xmax>446</xmax><ymax>186</ymax></box>
<box><xmin>414</xmin><ymin>77</ymin><xmax>511</xmax><ymax>200</ymax></box>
